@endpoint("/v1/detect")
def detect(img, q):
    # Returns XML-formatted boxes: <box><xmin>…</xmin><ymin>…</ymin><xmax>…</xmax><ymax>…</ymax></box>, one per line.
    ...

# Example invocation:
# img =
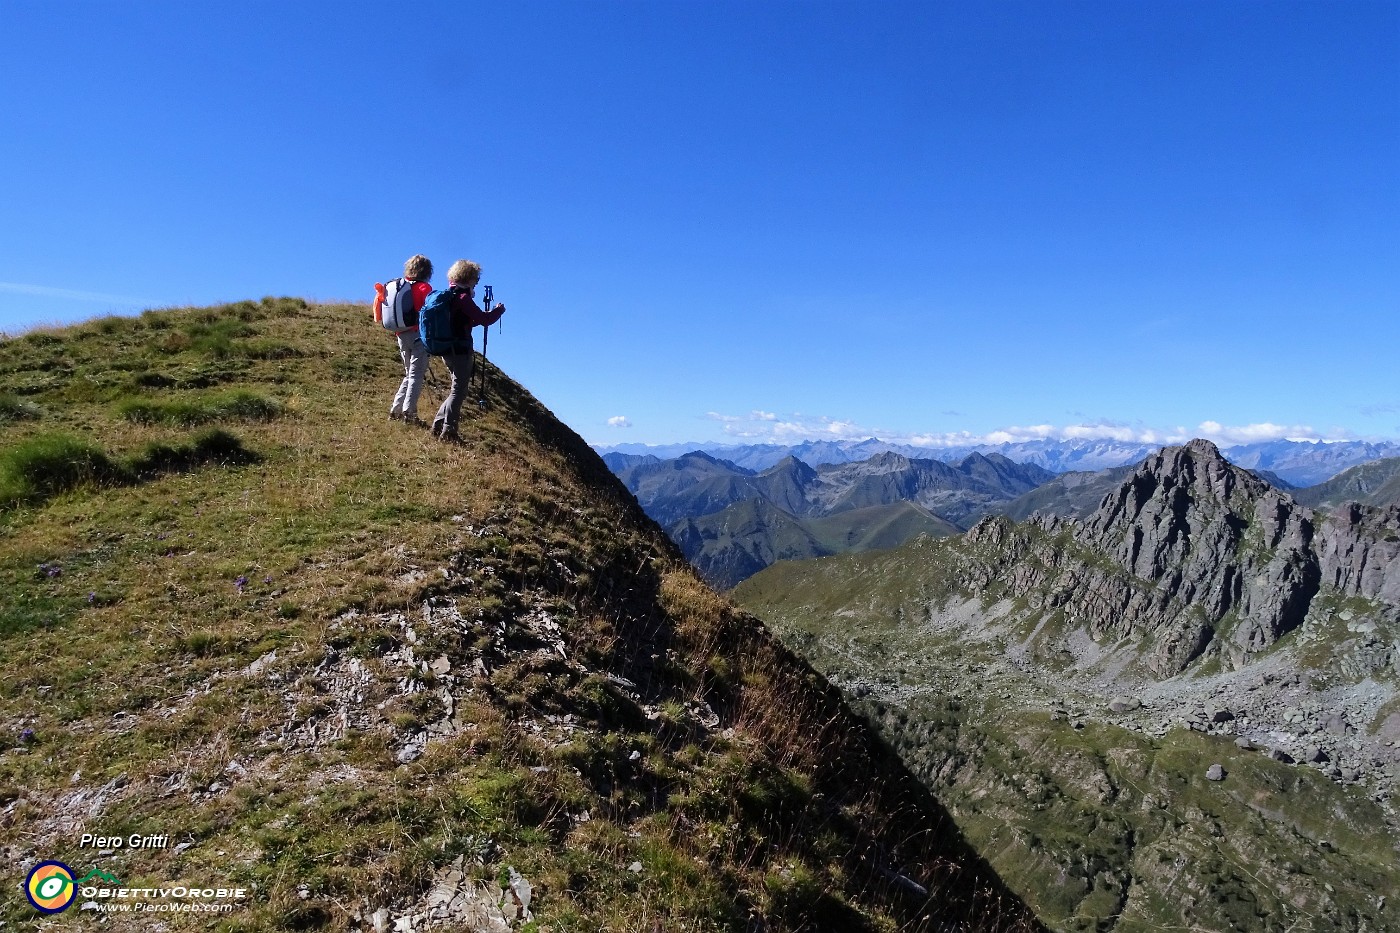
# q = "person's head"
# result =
<box><xmin>404</xmin><ymin>254</ymin><xmax>433</xmax><ymax>282</ymax></box>
<box><xmin>448</xmin><ymin>260</ymin><xmax>482</xmax><ymax>288</ymax></box>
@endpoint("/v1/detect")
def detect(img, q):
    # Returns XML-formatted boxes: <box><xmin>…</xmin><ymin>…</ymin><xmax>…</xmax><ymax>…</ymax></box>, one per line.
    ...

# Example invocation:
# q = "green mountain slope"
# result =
<box><xmin>0</xmin><ymin>301</ymin><xmax>1042</xmax><ymax>932</ymax></box>
<box><xmin>672</xmin><ymin>498</ymin><xmax>826</xmax><ymax>591</ymax></box>
<box><xmin>807</xmin><ymin>500</ymin><xmax>961</xmax><ymax>554</ymax></box>
<box><xmin>673</xmin><ymin>499</ymin><xmax>960</xmax><ymax>591</ymax></box>
<box><xmin>992</xmin><ymin>465</ymin><xmax>1137</xmax><ymax>522</ymax></box>
<box><xmin>615</xmin><ymin>451</ymin><xmax>1039</xmax><ymax>587</ymax></box>
<box><xmin>1294</xmin><ymin>456</ymin><xmax>1400</xmax><ymax>510</ymax></box>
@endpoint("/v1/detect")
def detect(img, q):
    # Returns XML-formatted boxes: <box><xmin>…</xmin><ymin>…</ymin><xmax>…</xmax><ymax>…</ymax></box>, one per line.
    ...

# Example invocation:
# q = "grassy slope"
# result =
<box><xmin>0</xmin><ymin>301</ymin><xmax>1042</xmax><ymax>932</ymax></box>
<box><xmin>991</xmin><ymin>467</ymin><xmax>1136</xmax><ymax>524</ymax></box>
<box><xmin>735</xmin><ymin>543</ymin><xmax>1400</xmax><ymax>933</ymax></box>
<box><xmin>805</xmin><ymin>503</ymin><xmax>960</xmax><ymax>554</ymax></box>
<box><xmin>1293</xmin><ymin>457</ymin><xmax>1400</xmax><ymax>510</ymax></box>
<box><xmin>676</xmin><ymin>499</ymin><xmax>959</xmax><ymax>592</ymax></box>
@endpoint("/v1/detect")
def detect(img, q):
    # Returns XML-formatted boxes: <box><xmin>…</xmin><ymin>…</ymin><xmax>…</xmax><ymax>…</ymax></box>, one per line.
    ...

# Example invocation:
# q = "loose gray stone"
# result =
<box><xmin>1206</xmin><ymin>764</ymin><xmax>1226</xmax><ymax>782</ymax></box>
<box><xmin>1108</xmin><ymin>696</ymin><xmax>1141</xmax><ymax>714</ymax></box>
<box><xmin>1321</xmin><ymin>712</ymin><xmax>1353</xmax><ymax>736</ymax></box>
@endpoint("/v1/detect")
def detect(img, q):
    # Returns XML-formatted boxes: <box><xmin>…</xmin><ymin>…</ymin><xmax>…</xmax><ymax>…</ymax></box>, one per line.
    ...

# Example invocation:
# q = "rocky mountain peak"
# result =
<box><xmin>766</xmin><ymin>453</ymin><xmax>817</xmax><ymax>473</ymax></box>
<box><xmin>986</xmin><ymin>436</ymin><xmax>1400</xmax><ymax>680</ymax></box>
<box><xmin>1030</xmin><ymin>439</ymin><xmax>1317</xmax><ymax>672</ymax></box>
<box><xmin>865</xmin><ymin>450</ymin><xmax>913</xmax><ymax>471</ymax></box>
<box><xmin>676</xmin><ymin>449</ymin><xmax>724</xmax><ymax>465</ymax></box>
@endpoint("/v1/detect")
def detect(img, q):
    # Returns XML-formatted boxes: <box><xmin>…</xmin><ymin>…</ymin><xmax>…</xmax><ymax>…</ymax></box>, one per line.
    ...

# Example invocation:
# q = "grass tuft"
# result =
<box><xmin>117</xmin><ymin>389</ymin><xmax>283</xmax><ymax>426</ymax></box>
<box><xmin>129</xmin><ymin>428</ymin><xmax>260</xmax><ymax>476</ymax></box>
<box><xmin>0</xmin><ymin>432</ymin><xmax>126</xmax><ymax>506</ymax></box>
<box><xmin>0</xmin><ymin>428</ymin><xmax>258</xmax><ymax>509</ymax></box>
<box><xmin>168</xmin><ymin>318</ymin><xmax>257</xmax><ymax>357</ymax></box>
<box><xmin>0</xmin><ymin>392</ymin><xmax>43</xmax><ymax>421</ymax></box>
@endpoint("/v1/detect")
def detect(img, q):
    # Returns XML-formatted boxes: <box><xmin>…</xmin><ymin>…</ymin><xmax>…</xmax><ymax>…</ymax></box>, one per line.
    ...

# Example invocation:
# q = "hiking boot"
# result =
<box><xmin>430</xmin><ymin>420</ymin><xmax>445</xmax><ymax>437</ymax></box>
<box><xmin>439</xmin><ymin>429</ymin><xmax>463</xmax><ymax>445</ymax></box>
<box><xmin>388</xmin><ymin>411</ymin><xmax>402</xmax><ymax>422</ymax></box>
<box><xmin>403</xmin><ymin>415</ymin><xmax>426</xmax><ymax>428</ymax></box>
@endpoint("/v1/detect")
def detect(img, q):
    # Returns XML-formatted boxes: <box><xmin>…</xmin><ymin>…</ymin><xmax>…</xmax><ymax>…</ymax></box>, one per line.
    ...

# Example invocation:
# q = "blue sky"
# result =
<box><xmin>2</xmin><ymin>0</ymin><xmax>1397</xmax><ymax>448</ymax></box>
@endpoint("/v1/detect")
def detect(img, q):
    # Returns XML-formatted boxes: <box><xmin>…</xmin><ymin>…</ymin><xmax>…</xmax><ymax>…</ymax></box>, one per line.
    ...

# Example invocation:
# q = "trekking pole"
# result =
<box><xmin>477</xmin><ymin>285</ymin><xmax>493</xmax><ymax>408</ymax></box>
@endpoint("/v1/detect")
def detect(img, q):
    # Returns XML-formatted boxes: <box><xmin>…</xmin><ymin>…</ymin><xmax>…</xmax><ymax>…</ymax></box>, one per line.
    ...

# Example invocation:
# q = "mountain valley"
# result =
<box><xmin>735</xmin><ymin>440</ymin><xmax>1400</xmax><ymax>932</ymax></box>
<box><xmin>607</xmin><ymin>450</ymin><xmax>1054</xmax><ymax>588</ymax></box>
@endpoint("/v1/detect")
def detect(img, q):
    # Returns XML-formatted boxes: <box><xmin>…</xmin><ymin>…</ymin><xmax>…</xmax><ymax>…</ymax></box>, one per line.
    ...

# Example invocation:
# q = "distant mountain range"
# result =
<box><xmin>1293</xmin><ymin>456</ymin><xmax>1400</xmax><ymax>510</ymax></box>
<box><xmin>604</xmin><ymin>442</ymin><xmax>1400</xmax><ymax>588</ymax></box>
<box><xmin>597</xmin><ymin>437</ymin><xmax>1400</xmax><ymax>487</ymax></box>
<box><xmin>605</xmin><ymin>449</ymin><xmax>1052</xmax><ymax>588</ymax></box>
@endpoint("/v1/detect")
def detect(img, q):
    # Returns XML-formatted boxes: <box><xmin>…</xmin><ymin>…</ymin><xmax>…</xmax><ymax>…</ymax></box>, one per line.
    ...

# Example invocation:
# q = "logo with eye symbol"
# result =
<box><xmin>25</xmin><ymin>861</ymin><xmax>77</xmax><ymax>913</ymax></box>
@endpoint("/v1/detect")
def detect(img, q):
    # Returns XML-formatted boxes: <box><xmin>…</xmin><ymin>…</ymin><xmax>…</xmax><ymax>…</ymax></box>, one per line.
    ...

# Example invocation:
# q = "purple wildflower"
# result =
<box><xmin>263</xmin><ymin>575</ymin><xmax>273</xmax><ymax>584</ymax></box>
<box><xmin>19</xmin><ymin>729</ymin><xmax>35</xmax><ymax>743</ymax></box>
<box><xmin>234</xmin><ymin>575</ymin><xmax>249</xmax><ymax>592</ymax></box>
<box><xmin>88</xmin><ymin>592</ymin><xmax>97</xmax><ymax>604</ymax></box>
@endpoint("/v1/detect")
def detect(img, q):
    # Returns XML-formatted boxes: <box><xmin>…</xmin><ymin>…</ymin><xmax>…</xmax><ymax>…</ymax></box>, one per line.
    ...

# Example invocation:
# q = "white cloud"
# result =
<box><xmin>0</xmin><ymin>281</ymin><xmax>155</xmax><ymax>305</ymax></box>
<box><xmin>607</xmin><ymin>416</ymin><xmax>632</xmax><ymax>428</ymax></box>
<box><xmin>986</xmin><ymin>424</ymin><xmax>1058</xmax><ymax>443</ymax></box>
<box><xmin>721</xmin><ymin>424</ymin><xmax>768</xmax><ymax>438</ymax></box>
<box><xmin>694</xmin><ymin>409</ymin><xmax>1364</xmax><ymax>449</ymax></box>
<box><xmin>823</xmin><ymin>419</ymin><xmax>865</xmax><ymax>438</ymax></box>
<box><xmin>1195</xmin><ymin>421</ymin><xmax>1323</xmax><ymax>445</ymax></box>
<box><xmin>772</xmin><ymin>420</ymin><xmax>815</xmax><ymax>438</ymax></box>
<box><xmin>1062</xmin><ymin>423</ymin><xmax>1129</xmax><ymax>441</ymax></box>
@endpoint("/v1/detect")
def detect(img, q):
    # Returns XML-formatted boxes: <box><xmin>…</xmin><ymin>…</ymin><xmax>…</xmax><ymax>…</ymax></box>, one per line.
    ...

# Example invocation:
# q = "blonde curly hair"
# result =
<box><xmin>447</xmin><ymin>260</ymin><xmax>481</xmax><ymax>286</ymax></box>
<box><xmin>403</xmin><ymin>254</ymin><xmax>433</xmax><ymax>281</ymax></box>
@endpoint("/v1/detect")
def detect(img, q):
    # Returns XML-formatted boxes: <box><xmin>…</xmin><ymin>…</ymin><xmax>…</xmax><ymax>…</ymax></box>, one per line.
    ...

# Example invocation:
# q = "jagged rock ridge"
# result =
<box><xmin>964</xmin><ymin>439</ymin><xmax>1400</xmax><ymax>676</ymax></box>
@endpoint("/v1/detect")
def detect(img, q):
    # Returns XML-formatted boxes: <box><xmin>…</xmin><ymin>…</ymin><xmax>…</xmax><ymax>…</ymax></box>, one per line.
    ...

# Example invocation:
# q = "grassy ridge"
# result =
<box><xmin>0</xmin><ymin>300</ymin><xmax>1042</xmax><ymax>931</ymax></box>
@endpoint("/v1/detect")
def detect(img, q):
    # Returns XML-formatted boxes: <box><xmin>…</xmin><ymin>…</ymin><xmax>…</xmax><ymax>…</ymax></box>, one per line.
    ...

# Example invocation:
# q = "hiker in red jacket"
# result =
<box><xmin>430</xmin><ymin>259</ymin><xmax>505</xmax><ymax>442</ymax></box>
<box><xmin>376</xmin><ymin>254</ymin><xmax>434</xmax><ymax>425</ymax></box>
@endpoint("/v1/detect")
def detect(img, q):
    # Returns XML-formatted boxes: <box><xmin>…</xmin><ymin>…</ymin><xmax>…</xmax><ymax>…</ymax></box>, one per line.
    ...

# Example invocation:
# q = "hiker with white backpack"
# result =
<box><xmin>374</xmin><ymin>254</ymin><xmax>435</xmax><ymax>425</ymax></box>
<box><xmin>418</xmin><ymin>260</ymin><xmax>506</xmax><ymax>443</ymax></box>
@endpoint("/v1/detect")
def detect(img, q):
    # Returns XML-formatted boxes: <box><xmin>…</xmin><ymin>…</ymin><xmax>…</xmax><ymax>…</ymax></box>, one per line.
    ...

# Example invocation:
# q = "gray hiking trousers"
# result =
<box><xmin>390</xmin><ymin>331</ymin><xmax>428</xmax><ymax>419</ymax></box>
<box><xmin>432</xmin><ymin>350</ymin><xmax>474</xmax><ymax>437</ymax></box>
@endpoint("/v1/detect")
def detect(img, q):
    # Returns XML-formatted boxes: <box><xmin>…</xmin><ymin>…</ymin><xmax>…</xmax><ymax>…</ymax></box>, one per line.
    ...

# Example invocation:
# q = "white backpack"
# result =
<box><xmin>380</xmin><ymin>278</ymin><xmax>419</xmax><ymax>332</ymax></box>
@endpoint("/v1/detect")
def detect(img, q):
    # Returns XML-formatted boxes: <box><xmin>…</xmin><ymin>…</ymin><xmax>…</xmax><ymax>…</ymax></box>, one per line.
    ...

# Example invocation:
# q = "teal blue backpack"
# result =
<box><xmin>418</xmin><ymin>286</ymin><xmax>471</xmax><ymax>356</ymax></box>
